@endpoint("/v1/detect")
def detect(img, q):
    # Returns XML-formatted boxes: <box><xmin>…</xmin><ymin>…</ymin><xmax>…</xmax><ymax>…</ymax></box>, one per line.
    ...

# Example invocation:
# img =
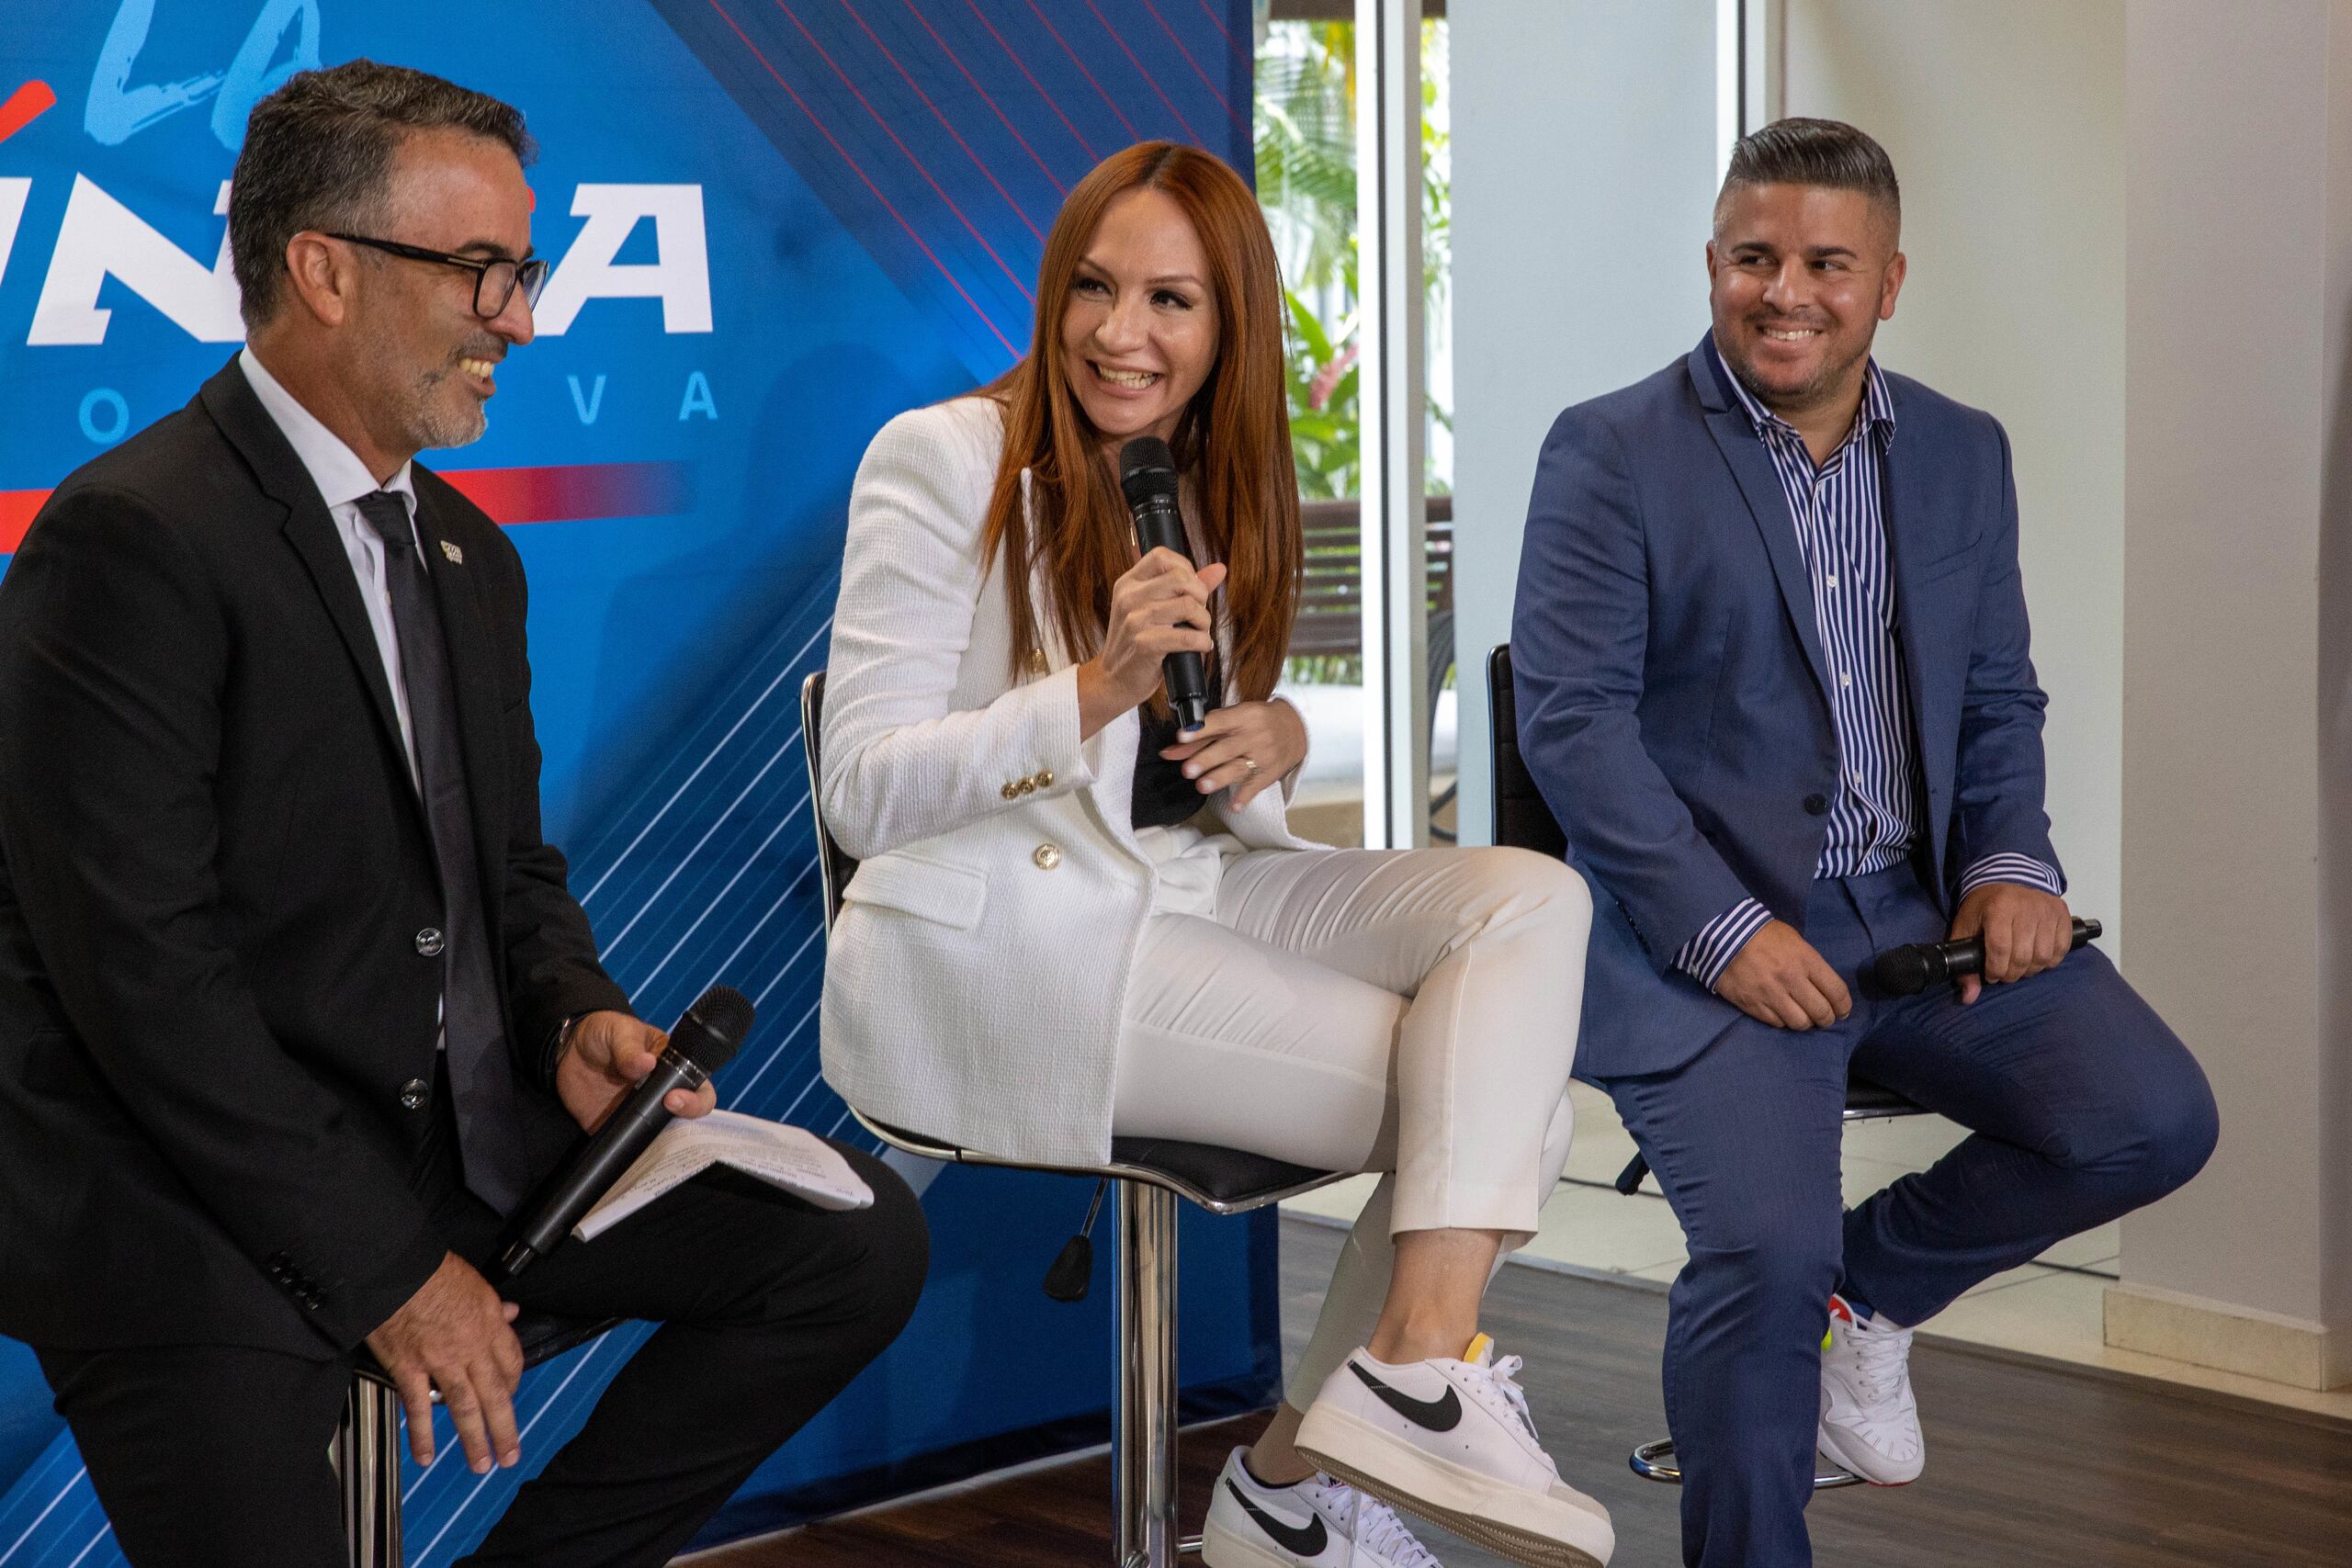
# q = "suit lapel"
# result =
<box><xmin>1688</xmin><ymin>341</ymin><xmax>1834</xmax><ymax>707</ymax></box>
<box><xmin>200</xmin><ymin>361</ymin><xmax>411</xmax><ymax>772</ymax></box>
<box><xmin>413</xmin><ymin>483</ymin><xmax>509</xmax><ymax>897</ymax></box>
<box><xmin>1878</xmin><ymin>388</ymin><xmax>1954</xmax><ymax>892</ymax></box>
<box><xmin>1881</xmin><ymin>408</ymin><xmax>1939</xmax><ymax>744</ymax></box>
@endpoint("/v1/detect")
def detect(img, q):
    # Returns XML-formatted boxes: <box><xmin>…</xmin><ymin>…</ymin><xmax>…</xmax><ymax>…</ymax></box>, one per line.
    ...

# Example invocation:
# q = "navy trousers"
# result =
<box><xmin>1596</xmin><ymin>863</ymin><xmax>2216</xmax><ymax>1568</ymax></box>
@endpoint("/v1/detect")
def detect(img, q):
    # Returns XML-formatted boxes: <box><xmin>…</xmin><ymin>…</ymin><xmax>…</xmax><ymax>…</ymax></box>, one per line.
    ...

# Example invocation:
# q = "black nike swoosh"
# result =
<box><xmin>1227</xmin><ymin>1479</ymin><xmax>1329</xmax><ymax>1557</ymax></box>
<box><xmin>1348</xmin><ymin>1359</ymin><xmax>1464</xmax><ymax>1431</ymax></box>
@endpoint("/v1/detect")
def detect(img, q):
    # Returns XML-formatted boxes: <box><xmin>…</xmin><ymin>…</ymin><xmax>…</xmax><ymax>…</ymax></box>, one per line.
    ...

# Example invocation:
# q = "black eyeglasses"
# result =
<box><xmin>325</xmin><ymin>233</ymin><xmax>551</xmax><ymax>318</ymax></box>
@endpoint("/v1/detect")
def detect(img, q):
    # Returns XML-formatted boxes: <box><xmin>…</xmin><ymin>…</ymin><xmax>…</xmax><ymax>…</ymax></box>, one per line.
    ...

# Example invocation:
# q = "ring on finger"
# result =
<box><xmin>1240</xmin><ymin>756</ymin><xmax>1259</xmax><ymax>773</ymax></box>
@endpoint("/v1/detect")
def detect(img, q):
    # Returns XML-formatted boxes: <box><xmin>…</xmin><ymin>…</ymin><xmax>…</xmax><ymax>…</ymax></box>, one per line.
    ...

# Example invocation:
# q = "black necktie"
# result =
<box><xmin>354</xmin><ymin>491</ymin><xmax>528</xmax><ymax>1215</ymax></box>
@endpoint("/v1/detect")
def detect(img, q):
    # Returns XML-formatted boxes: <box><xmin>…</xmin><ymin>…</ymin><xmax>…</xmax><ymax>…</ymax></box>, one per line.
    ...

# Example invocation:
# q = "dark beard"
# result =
<box><xmin>1723</xmin><ymin>329</ymin><xmax>1870</xmax><ymax>422</ymax></box>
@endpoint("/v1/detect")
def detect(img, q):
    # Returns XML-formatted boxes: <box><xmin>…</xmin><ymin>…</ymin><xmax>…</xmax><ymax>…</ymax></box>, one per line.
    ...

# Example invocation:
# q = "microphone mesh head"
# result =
<box><xmin>1118</xmin><ymin>436</ymin><xmax>1178</xmax><ymax>503</ymax></box>
<box><xmin>1119</xmin><ymin>435</ymin><xmax>1175</xmax><ymax>480</ymax></box>
<box><xmin>1871</xmin><ymin>945</ymin><xmax>1933</xmax><ymax>998</ymax></box>
<box><xmin>674</xmin><ymin>985</ymin><xmax>755</xmax><ymax>1073</ymax></box>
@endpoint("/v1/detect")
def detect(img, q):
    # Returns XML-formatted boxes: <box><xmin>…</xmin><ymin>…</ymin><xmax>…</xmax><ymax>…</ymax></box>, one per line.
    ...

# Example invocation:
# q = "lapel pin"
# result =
<box><xmin>440</xmin><ymin>540</ymin><xmax>464</xmax><ymax>565</ymax></box>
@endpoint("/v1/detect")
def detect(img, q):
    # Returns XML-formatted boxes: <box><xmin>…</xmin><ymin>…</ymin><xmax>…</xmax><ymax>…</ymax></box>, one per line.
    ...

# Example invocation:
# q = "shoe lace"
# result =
<box><xmin>1849</xmin><ymin>1320</ymin><xmax>1914</xmax><ymax>1404</ymax></box>
<box><xmin>1338</xmin><ymin>1483</ymin><xmax>1439</xmax><ymax>1568</ymax></box>
<box><xmin>1480</xmin><ymin>1353</ymin><xmax>1544</xmax><ymax>1444</ymax></box>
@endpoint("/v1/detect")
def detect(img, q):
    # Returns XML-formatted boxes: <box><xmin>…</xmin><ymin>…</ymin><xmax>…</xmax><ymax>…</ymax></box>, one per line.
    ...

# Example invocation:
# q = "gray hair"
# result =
<box><xmin>229</xmin><ymin>60</ymin><xmax>535</xmax><ymax>328</ymax></box>
<box><xmin>1714</xmin><ymin>117</ymin><xmax>1900</xmax><ymax>235</ymax></box>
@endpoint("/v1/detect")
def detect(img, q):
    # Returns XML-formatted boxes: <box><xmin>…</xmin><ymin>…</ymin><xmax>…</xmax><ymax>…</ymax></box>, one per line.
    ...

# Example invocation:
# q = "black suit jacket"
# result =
<box><xmin>0</xmin><ymin>358</ymin><xmax>629</xmax><ymax>1358</ymax></box>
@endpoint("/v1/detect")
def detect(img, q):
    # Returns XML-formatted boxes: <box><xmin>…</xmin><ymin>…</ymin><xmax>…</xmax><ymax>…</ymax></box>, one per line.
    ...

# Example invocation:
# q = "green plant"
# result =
<box><xmin>1258</xmin><ymin>21</ymin><xmax>1451</xmax><ymax>684</ymax></box>
<box><xmin>1256</xmin><ymin>20</ymin><xmax>1451</xmax><ymax>512</ymax></box>
<box><xmin>1284</xmin><ymin>286</ymin><xmax>1361</xmax><ymax>501</ymax></box>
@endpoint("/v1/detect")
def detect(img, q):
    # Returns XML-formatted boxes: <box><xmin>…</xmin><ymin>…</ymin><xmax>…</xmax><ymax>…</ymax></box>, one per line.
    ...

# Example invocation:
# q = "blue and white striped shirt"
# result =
<box><xmin>1675</xmin><ymin>348</ymin><xmax>2062</xmax><ymax>988</ymax></box>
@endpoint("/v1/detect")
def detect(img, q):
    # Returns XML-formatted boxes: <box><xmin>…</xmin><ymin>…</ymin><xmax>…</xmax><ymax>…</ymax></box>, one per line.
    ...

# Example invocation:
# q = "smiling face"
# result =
<box><xmin>337</xmin><ymin>126</ymin><xmax>537</xmax><ymax>459</ymax></box>
<box><xmin>1058</xmin><ymin>186</ymin><xmax>1222</xmax><ymax>453</ymax></box>
<box><xmin>1706</xmin><ymin>181</ymin><xmax>1904</xmax><ymax>420</ymax></box>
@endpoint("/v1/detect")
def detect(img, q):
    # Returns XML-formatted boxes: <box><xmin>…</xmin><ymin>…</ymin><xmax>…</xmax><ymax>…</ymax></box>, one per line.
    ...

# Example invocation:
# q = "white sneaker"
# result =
<box><xmin>1816</xmin><ymin>1293</ymin><xmax>1924</xmax><ymax>1485</ymax></box>
<box><xmin>1292</xmin><ymin>1336</ymin><xmax>1614</xmax><ymax>1568</ymax></box>
<box><xmin>1202</xmin><ymin>1447</ymin><xmax>1441</xmax><ymax>1568</ymax></box>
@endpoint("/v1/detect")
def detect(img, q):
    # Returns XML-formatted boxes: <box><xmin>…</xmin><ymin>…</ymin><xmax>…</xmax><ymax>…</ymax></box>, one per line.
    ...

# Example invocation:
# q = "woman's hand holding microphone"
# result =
<box><xmin>1074</xmin><ymin>547</ymin><xmax>1306</xmax><ymax>807</ymax></box>
<box><xmin>1077</xmin><ymin>546</ymin><xmax>1223</xmax><ymax>738</ymax></box>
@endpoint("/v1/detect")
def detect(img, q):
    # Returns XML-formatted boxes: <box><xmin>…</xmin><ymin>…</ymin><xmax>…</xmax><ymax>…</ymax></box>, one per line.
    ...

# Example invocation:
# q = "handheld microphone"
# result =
<box><xmin>1117</xmin><ymin>435</ymin><xmax>1215</xmax><ymax>733</ymax></box>
<box><xmin>496</xmin><ymin>985</ymin><xmax>754</xmax><ymax>1280</ymax></box>
<box><xmin>1871</xmin><ymin>918</ymin><xmax>2102</xmax><ymax>998</ymax></box>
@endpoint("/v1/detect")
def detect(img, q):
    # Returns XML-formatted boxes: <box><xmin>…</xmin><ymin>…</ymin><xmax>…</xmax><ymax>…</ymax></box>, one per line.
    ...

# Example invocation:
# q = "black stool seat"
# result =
<box><xmin>1842</xmin><ymin>1077</ymin><xmax>1920</xmax><ymax>1119</ymax></box>
<box><xmin>353</xmin><ymin>1309</ymin><xmax>623</xmax><ymax>1388</ymax></box>
<box><xmin>865</xmin><ymin>1118</ymin><xmax>1334</xmax><ymax>1214</ymax></box>
<box><xmin>1109</xmin><ymin>1137</ymin><xmax>1329</xmax><ymax>1206</ymax></box>
<box><xmin>514</xmin><ymin>1309</ymin><xmax>624</xmax><ymax>1365</ymax></box>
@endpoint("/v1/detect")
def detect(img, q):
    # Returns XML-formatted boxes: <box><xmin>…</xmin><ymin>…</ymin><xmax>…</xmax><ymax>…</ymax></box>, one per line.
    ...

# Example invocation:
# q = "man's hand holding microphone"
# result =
<box><xmin>1715</xmin><ymin>883</ymin><xmax>2079</xmax><ymax>1030</ymax></box>
<box><xmin>1939</xmin><ymin>882</ymin><xmax>2075</xmax><ymax>1006</ymax></box>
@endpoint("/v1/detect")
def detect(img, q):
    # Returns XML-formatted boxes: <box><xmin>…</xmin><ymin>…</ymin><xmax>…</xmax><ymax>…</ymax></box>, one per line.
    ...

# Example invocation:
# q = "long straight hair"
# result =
<box><xmin>977</xmin><ymin>142</ymin><xmax>1300</xmax><ymax>707</ymax></box>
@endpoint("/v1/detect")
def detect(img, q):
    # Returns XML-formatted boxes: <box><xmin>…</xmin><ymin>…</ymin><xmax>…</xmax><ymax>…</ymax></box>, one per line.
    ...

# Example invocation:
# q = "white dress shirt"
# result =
<box><xmin>238</xmin><ymin>347</ymin><xmax>427</xmax><ymax>784</ymax></box>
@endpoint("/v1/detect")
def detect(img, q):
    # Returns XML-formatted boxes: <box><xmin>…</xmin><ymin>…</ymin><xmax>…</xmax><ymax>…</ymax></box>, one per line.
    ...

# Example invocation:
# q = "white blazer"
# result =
<box><xmin>818</xmin><ymin>396</ymin><xmax>1308</xmax><ymax>1167</ymax></box>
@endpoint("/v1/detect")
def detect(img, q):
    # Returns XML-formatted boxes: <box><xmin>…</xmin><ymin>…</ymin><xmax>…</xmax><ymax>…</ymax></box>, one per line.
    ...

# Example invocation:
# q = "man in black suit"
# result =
<box><xmin>0</xmin><ymin>61</ymin><xmax>926</xmax><ymax>1568</ymax></box>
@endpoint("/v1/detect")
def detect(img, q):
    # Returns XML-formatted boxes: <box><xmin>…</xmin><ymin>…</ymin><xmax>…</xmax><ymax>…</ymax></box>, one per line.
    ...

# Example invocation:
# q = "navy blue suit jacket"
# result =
<box><xmin>1511</xmin><ymin>336</ymin><xmax>2063</xmax><ymax>1080</ymax></box>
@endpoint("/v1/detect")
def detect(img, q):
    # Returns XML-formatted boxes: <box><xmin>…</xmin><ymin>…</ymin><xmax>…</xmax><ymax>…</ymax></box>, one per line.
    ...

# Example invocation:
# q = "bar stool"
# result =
<box><xmin>338</xmin><ymin>1310</ymin><xmax>621</xmax><ymax>1567</ymax></box>
<box><xmin>800</xmin><ymin>671</ymin><xmax>1346</xmax><ymax>1568</ymax></box>
<box><xmin>1485</xmin><ymin>645</ymin><xmax>1928</xmax><ymax>1491</ymax></box>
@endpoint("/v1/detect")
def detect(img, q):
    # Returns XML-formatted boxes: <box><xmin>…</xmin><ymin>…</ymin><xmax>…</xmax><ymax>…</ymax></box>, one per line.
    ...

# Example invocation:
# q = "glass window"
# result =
<box><xmin>1255</xmin><ymin>5</ymin><xmax>1453</xmax><ymax>847</ymax></box>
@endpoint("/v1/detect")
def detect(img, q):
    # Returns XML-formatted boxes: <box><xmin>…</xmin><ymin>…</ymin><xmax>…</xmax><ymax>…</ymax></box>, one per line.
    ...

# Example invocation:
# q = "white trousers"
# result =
<box><xmin>1111</xmin><ymin>834</ymin><xmax>1590</xmax><ymax>1408</ymax></box>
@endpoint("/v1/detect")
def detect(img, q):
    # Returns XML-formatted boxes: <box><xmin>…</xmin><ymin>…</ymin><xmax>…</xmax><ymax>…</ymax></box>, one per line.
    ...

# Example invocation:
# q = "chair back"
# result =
<box><xmin>1487</xmin><ymin>645</ymin><xmax>1567</xmax><ymax>860</ymax></box>
<box><xmin>800</xmin><ymin>671</ymin><xmax>859</xmax><ymax>931</ymax></box>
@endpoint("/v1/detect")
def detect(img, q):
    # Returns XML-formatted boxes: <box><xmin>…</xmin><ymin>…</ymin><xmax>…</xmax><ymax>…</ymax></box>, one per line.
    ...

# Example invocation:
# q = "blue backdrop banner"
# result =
<box><xmin>0</xmin><ymin>2</ymin><xmax>1266</xmax><ymax>1561</ymax></box>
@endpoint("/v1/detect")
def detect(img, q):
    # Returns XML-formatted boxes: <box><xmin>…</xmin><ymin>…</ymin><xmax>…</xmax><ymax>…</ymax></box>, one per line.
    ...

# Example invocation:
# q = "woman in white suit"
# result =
<box><xmin>820</xmin><ymin>143</ymin><xmax>1611</xmax><ymax>1568</ymax></box>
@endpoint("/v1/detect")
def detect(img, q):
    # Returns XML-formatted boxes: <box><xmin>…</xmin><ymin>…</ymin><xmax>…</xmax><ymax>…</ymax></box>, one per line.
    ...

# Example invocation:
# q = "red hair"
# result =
<box><xmin>977</xmin><ymin>141</ymin><xmax>1300</xmax><ymax>707</ymax></box>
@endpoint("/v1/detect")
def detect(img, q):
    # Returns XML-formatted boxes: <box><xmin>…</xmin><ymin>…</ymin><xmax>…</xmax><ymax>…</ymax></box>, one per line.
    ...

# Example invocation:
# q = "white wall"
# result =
<box><xmin>2112</xmin><ymin>0</ymin><xmax>2351</xmax><ymax>1385</ymax></box>
<box><xmin>1450</xmin><ymin>0</ymin><xmax>1718</xmax><ymax>846</ymax></box>
<box><xmin>2318</xmin><ymin>0</ymin><xmax>2352</xmax><ymax>1382</ymax></box>
<box><xmin>1781</xmin><ymin>0</ymin><xmax>2128</xmax><ymax>957</ymax></box>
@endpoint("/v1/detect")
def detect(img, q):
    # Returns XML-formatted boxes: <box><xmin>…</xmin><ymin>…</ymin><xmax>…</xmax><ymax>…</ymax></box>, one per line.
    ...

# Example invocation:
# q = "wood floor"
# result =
<box><xmin>693</xmin><ymin>1218</ymin><xmax>2352</xmax><ymax>1568</ymax></box>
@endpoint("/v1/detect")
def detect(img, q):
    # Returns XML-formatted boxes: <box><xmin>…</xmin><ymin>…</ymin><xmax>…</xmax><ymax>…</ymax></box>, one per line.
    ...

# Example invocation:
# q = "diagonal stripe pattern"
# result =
<box><xmin>651</xmin><ymin>0</ymin><xmax>1250</xmax><ymax>380</ymax></box>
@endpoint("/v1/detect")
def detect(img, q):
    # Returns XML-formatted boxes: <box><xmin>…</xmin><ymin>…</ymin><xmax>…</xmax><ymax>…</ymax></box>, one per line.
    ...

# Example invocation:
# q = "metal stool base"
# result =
<box><xmin>1115</xmin><ymin>1181</ymin><xmax>1182</xmax><ymax>1567</ymax></box>
<box><xmin>338</xmin><ymin>1372</ymin><xmax>404</xmax><ymax>1567</ymax></box>
<box><xmin>1629</xmin><ymin>1438</ymin><xmax>1862</xmax><ymax>1490</ymax></box>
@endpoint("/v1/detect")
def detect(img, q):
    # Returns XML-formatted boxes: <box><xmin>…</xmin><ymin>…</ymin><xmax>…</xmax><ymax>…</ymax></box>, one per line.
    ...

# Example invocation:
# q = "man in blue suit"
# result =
<box><xmin>1510</xmin><ymin>119</ymin><xmax>2217</xmax><ymax>1568</ymax></box>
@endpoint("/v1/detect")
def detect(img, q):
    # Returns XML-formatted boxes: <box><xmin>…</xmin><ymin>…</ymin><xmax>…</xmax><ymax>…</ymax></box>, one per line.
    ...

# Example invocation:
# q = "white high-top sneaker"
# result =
<box><xmin>1201</xmin><ymin>1448</ymin><xmax>1442</xmax><ymax>1568</ymax></box>
<box><xmin>1292</xmin><ymin>1335</ymin><xmax>1614</xmax><ymax>1568</ymax></box>
<box><xmin>1816</xmin><ymin>1293</ymin><xmax>1925</xmax><ymax>1485</ymax></box>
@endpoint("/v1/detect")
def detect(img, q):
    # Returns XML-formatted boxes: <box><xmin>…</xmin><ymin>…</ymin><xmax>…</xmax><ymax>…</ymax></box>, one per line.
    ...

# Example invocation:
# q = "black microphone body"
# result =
<box><xmin>496</xmin><ymin>986</ymin><xmax>754</xmax><ymax>1280</ymax></box>
<box><xmin>1872</xmin><ymin>918</ymin><xmax>2102</xmax><ymax>998</ymax></box>
<box><xmin>1118</xmin><ymin>436</ymin><xmax>1215</xmax><ymax>733</ymax></box>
